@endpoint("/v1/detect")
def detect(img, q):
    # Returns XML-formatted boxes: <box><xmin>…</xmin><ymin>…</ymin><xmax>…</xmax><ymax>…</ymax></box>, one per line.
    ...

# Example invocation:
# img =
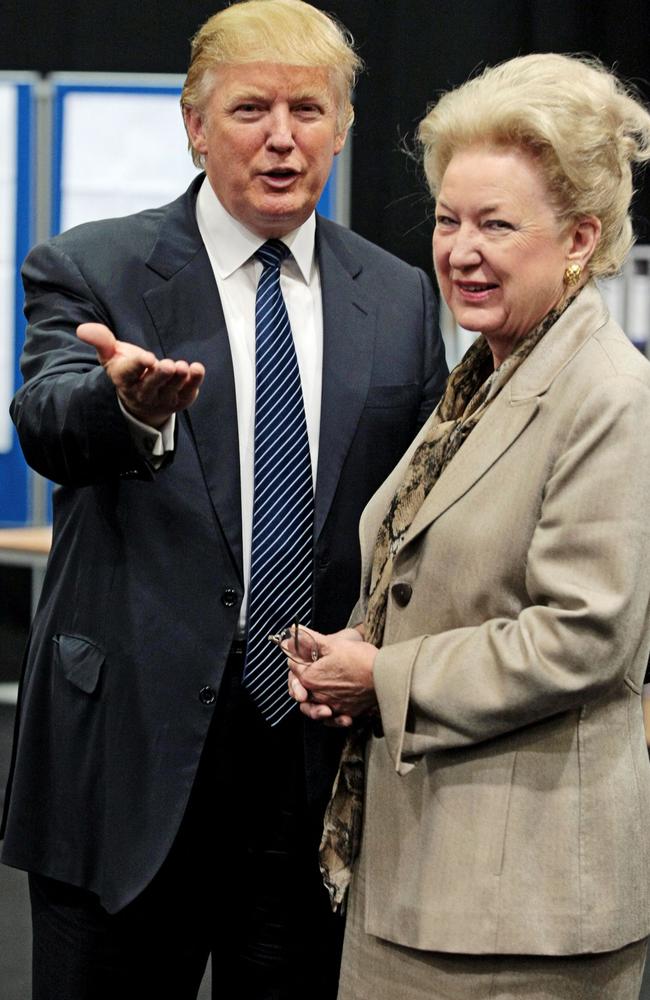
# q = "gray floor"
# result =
<box><xmin>0</xmin><ymin>862</ymin><xmax>31</xmax><ymax>1000</ymax></box>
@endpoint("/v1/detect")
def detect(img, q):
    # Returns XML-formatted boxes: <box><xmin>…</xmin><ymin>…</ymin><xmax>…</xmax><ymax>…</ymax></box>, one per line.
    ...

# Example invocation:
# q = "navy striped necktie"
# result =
<box><xmin>242</xmin><ymin>239</ymin><xmax>314</xmax><ymax>725</ymax></box>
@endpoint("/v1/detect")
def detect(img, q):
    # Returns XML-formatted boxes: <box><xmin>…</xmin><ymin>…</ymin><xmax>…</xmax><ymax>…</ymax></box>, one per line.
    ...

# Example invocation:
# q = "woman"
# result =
<box><xmin>284</xmin><ymin>54</ymin><xmax>650</xmax><ymax>998</ymax></box>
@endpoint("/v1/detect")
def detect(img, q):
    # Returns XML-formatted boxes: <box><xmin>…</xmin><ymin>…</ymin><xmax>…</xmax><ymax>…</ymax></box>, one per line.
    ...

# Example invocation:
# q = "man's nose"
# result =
<box><xmin>266</xmin><ymin>107</ymin><xmax>295</xmax><ymax>151</ymax></box>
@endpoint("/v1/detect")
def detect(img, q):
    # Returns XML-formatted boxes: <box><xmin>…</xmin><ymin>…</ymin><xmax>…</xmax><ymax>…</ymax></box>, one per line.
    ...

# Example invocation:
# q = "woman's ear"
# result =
<box><xmin>566</xmin><ymin>216</ymin><xmax>602</xmax><ymax>269</ymax></box>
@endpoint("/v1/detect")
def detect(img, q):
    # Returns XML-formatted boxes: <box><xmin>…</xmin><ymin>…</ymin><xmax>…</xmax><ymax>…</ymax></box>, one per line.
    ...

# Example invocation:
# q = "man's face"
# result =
<box><xmin>185</xmin><ymin>62</ymin><xmax>347</xmax><ymax>238</ymax></box>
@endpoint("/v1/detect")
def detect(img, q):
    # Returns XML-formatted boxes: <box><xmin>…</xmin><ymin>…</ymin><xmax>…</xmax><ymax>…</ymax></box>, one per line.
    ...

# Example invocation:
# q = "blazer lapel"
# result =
<box><xmin>401</xmin><ymin>391</ymin><xmax>539</xmax><ymax>554</ymax></box>
<box><xmin>142</xmin><ymin>179</ymin><xmax>244</xmax><ymax>583</ymax></box>
<box><xmin>314</xmin><ymin>218</ymin><xmax>376</xmax><ymax>540</ymax></box>
<box><xmin>398</xmin><ymin>283</ymin><xmax>609</xmax><ymax>555</ymax></box>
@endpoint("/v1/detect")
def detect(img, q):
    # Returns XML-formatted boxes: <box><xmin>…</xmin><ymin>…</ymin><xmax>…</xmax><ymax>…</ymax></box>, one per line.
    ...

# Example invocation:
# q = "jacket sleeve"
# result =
<box><xmin>373</xmin><ymin>372</ymin><xmax>650</xmax><ymax>770</ymax></box>
<box><xmin>11</xmin><ymin>239</ymin><xmax>157</xmax><ymax>487</ymax></box>
<box><xmin>415</xmin><ymin>267</ymin><xmax>448</xmax><ymax>427</ymax></box>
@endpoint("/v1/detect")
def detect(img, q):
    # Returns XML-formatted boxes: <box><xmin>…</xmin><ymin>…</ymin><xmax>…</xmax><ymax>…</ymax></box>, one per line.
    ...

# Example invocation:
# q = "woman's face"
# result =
<box><xmin>433</xmin><ymin>145</ymin><xmax>574</xmax><ymax>366</ymax></box>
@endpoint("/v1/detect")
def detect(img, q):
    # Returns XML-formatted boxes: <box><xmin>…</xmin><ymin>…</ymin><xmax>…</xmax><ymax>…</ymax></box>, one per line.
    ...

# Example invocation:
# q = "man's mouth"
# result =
<box><xmin>261</xmin><ymin>168</ymin><xmax>299</xmax><ymax>186</ymax></box>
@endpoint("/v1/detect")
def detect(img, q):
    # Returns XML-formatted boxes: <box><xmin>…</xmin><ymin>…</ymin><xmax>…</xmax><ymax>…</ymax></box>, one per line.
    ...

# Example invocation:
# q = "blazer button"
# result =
<box><xmin>199</xmin><ymin>686</ymin><xmax>216</xmax><ymax>705</ymax></box>
<box><xmin>221</xmin><ymin>588</ymin><xmax>238</xmax><ymax>607</ymax></box>
<box><xmin>391</xmin><ymin>582</ymin><xmax>412</xmax><ymax>607</ymax></box>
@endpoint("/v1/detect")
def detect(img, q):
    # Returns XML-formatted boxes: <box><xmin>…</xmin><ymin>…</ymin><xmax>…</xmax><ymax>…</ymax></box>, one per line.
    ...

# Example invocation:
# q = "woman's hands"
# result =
<box><xmin>285</xmin><ymin>625</ymin><xmax>379</xmax><ymax>727</ymax></box>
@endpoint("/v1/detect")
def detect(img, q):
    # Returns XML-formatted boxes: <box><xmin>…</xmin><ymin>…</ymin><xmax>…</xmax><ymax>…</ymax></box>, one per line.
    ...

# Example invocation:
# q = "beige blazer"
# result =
<box><xmin>353</xmin><ymin>283</ymin><xmax>650</xmax><ymax>956</ymax></box>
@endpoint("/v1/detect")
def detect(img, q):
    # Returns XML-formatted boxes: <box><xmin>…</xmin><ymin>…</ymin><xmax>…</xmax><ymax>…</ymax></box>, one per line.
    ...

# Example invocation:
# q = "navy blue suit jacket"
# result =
<box><xmin>2</xmin><ymin>175</ymin><xmax>447</xmax><ymax>912</ymax></box>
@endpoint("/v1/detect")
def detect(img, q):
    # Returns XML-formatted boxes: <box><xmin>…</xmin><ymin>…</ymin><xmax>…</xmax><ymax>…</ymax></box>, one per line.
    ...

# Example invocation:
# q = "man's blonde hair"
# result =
<box><xmin>418</xmin><ymin>53</ymin><xmax>650</xmax><ymax>277</ymax></box>
<box><xmin>182</xmin><ymin>0</ymin><xmax>362</xmax><ymax>167</ymax></box>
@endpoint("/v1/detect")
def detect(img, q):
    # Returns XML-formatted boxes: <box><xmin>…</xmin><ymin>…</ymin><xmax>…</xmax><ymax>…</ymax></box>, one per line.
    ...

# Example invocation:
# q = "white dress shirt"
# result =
<box><xmin>129</xmin><ymin>176</ymin><xmax>324</xmax><ymax>631</ymax></box>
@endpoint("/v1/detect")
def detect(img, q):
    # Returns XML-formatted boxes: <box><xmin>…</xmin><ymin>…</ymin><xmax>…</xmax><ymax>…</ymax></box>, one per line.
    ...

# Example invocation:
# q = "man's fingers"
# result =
<box><xmin>77</xmin><ymin>323</ymin><xmax>159</xmax><ymax>377</ymax></box>
<box><xmin>131</xmin><ymin>360</ymin><xmax>204</xmax><ymax>397</ymax></box>
<box><xmin>76</xmin><ymin>323</ymin><xmax>118</xmax><ymax>363</ymax></box>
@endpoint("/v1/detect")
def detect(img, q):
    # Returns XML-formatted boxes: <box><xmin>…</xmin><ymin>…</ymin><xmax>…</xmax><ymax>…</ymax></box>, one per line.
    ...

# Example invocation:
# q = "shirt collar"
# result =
<box><xmin>195</xmin><ymin>175</ymin><xmax>316</xmax><ymax>282</ymax></box>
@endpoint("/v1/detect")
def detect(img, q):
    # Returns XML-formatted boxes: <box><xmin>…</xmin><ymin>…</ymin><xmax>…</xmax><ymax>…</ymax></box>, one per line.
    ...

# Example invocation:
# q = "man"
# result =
<box><xmin>1</xmin><ymin>1</ymin><xmax>447</xmax><ymax>997</ymax></box>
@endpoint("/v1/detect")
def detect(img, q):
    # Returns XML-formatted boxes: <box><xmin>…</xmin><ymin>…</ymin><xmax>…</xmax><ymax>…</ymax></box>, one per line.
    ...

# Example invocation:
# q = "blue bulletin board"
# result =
<box><xmin>0</xmin><ymin>74</ymin><xmax>36</xmax><ymax>526</ymax></box>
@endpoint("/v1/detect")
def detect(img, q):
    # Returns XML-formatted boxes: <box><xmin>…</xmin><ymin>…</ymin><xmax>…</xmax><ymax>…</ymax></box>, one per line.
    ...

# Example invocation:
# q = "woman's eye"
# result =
<box><xmin>485</xmin><ymin>219</ymin><xmax>513</xmax><ymax>231</ymax></box>
<box><xmin>435</xmin><ymin>216</ymin><xmax>457</xmax><ymax>227</ymax></box>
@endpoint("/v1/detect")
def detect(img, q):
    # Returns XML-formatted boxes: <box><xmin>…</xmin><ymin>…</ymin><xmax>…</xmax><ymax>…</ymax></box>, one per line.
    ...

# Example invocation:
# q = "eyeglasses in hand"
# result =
<box><xmin>267</xmin><ymin>622</ymin><xmax>320</xmax><ymax>665</ymax></box>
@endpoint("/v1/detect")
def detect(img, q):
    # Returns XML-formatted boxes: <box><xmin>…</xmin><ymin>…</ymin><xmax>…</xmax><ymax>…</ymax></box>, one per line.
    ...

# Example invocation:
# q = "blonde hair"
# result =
<box><xmin>181</xmin><ymin>0</ymin><xmax>362</xmax><ymax>167</ymax></box>
<box><xmin>418</xmin><ymin>53</ymin><xmax>650</xmax><ymax>276</ymax></box>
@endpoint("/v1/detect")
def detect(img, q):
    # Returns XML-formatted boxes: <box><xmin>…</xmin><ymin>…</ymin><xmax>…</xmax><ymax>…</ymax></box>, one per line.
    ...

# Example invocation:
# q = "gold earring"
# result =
<box><xmin>564</xmin><ymin>262</ymin><xmax>582</xmax><ymax>286</ymax></box>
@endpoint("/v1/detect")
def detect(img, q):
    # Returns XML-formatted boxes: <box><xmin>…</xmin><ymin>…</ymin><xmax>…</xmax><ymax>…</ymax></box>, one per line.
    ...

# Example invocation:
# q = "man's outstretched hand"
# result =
<box><xmin>77</xmin><ymin>323</ymin><xmax>205</xmax><ymax>429</ymax></box>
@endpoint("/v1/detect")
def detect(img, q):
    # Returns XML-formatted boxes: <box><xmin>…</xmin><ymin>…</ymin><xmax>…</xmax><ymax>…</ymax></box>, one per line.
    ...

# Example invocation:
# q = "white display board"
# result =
<box><xmin>50</xmin><ymin>75</ymin><xmax>200</xmax><ymax>234</ymax></box>
<box><xmin>598</xmin><ymin>245</ymin><xmax>650</xmax><ymax>354</ymax></box>
<box><xmin>0</xmin><ymin>82</ymin><xmax>17</xmax><ymax>453</ymax></box>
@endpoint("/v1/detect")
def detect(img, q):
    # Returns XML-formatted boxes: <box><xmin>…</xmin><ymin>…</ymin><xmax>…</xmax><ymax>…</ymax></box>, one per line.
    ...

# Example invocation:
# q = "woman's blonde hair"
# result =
<box><xmin>181</xmin><ymin>0</ymin><xmax>362</xmax><ymax>167</ymax></box>
<box><xmin>418</xmin><ymin>53</ymin><xmax>650</xmax><ymax>276</ymax></box>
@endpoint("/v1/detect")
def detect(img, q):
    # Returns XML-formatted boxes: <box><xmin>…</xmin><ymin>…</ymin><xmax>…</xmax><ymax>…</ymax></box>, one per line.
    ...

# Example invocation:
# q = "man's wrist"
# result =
<box><xmin>118</xmin><ymin>397</ymin><xmax>176</xmax><ymax>463</ymax></box>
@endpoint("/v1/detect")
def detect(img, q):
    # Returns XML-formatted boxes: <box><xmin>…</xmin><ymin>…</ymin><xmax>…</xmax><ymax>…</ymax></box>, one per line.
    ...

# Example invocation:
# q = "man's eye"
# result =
<box><xmin>235</xmin><ymin>103</ymin><xmax>262</xmax><ymax>114</ymax></box>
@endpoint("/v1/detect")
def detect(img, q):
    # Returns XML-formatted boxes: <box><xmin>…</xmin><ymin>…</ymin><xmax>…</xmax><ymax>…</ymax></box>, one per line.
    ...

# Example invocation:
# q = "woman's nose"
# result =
<box><xmin>448</xmin><ymin>229</ymin><xmax>482</xmax><ymax>269</ymax></box>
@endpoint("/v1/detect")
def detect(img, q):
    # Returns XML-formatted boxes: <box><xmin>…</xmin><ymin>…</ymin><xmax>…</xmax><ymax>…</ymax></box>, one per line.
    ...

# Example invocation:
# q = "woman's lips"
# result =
<box><xmin>454</xmin><ymin>281</ymin><xmax>498</xmax><ymax>301</ymax></box>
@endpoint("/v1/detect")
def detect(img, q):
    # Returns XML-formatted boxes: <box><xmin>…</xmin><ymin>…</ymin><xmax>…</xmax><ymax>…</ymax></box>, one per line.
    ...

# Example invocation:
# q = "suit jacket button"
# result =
<box><xmin>221</xmin><ymin>588</ymin><xmax>238</xmax><ymax>607</ymax></box>
<box><xmin>199</xmin><ymin>686</ymin><xmax>216</xmax><ymax>705</ymax></box>
<box><xmin>391</xmin><ymin>583</ymin><xmax>412</xmax><ymax>607</ymax></box>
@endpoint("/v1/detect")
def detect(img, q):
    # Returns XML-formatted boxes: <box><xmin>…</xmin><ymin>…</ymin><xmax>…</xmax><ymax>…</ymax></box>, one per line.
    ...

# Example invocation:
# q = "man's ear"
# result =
<box><xmin>333</xmin><ymin>127</ymin><xmax>349</xmax><ymax>158</ymax></box>
<box><xmin>183</xmin><ymin>107</ymin><xmax>208</xmax><ymax>157</ymax></box>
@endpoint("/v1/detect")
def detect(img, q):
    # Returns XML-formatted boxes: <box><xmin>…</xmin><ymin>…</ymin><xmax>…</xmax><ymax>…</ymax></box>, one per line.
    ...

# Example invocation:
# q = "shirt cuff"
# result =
<box><xmin>118</xmin><ymin>397</ymin><xmax>175</xmax><ymax>467</ymax></box>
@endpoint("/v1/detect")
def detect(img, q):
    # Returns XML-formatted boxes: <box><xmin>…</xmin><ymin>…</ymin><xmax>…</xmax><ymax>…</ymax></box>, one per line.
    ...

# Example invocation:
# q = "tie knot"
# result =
<box><xmin>256</xmin><ymin>239</ymin><xmax>290</xmax><ymax>270</ymax></box>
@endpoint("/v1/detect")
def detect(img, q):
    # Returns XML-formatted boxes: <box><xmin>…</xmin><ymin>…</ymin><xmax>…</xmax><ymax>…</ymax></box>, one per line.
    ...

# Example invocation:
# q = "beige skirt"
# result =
<box><xmin>337</xmin><ymin>860</ymin><xmax>648</xmax><ymax>1000</ymax></box>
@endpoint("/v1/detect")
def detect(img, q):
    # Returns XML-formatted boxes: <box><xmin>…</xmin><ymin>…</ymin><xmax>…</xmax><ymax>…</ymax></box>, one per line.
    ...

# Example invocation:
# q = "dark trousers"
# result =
<box><xmin>29</xmin><ymin>649</ymin><xmax>344</xmax><ymax>999</ymax></box>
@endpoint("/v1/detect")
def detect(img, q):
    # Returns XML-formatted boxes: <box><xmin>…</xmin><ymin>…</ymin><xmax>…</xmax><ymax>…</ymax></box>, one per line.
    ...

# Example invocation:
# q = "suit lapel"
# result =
<box><xmin>142</xmin><ymin>178</ymin><xmax>244</xmax><ymax>583</ymax></box>
<box><xmin>314</xmin><ymin>218</ymin><xmax>376</xmax><ymax>540</ymax></box>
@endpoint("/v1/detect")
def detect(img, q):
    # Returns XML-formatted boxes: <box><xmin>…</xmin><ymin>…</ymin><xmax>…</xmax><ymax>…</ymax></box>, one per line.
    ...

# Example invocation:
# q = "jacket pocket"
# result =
<box><xmin>53</xmin><ymin>633</ymin><xmax>105</xmax><ymax>694</ymax></box>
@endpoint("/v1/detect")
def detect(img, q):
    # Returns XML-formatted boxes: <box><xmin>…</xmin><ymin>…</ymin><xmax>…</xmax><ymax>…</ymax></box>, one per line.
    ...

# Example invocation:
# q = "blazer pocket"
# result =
<box><xmin>624</xmin><ymin>674</ymin><xmax>642</xmax><ymax>695</ymax></box>
<box><xmin>364</xmin><ymin>383</ymin><xmax>419</xmax><ymax>408</ymax></box>
<box><xmin>53</xmin><ymin>633</ymin><xmax>105</xmax><ymax>695</ymax></box>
